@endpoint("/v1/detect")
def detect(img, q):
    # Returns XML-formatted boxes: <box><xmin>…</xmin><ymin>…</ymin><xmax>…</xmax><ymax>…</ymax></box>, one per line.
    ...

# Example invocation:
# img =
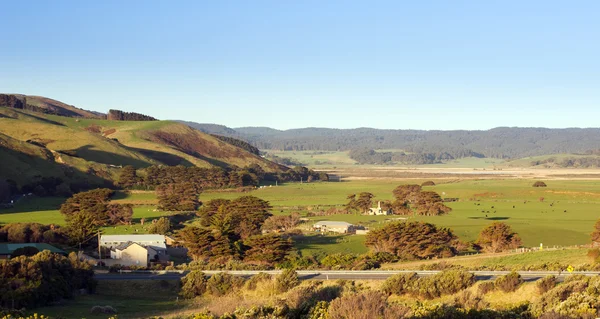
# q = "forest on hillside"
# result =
<box><xmin>183</xmin><ymin>122</ymin><xmax>600</xmax><ymax>160</ymax></box>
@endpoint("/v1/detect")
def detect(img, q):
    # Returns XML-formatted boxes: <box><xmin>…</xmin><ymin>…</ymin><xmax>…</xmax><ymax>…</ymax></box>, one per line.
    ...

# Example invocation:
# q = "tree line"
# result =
<box><xmin>348</xmin><ymin>149</ymin><xmax>483</xmax><ymax>165</ymax></box>
<box><xmin>0</xmin><ymin>94</ymin><xmax>56</xmax><ymax>114</ymax></box>
<box><xmin>191</xmin><ymin>124</ymin><xmax>600</xmax><ymax>159</ymax></box>
<box><xmin>107</xmin><ymin>109</ymin><xmax>157</xmax><ymax>121</ymax></box>
<box><xmin>118</xmin><ymin>164</ymin><xmax>328</xmax><ymax>191</ymax></box>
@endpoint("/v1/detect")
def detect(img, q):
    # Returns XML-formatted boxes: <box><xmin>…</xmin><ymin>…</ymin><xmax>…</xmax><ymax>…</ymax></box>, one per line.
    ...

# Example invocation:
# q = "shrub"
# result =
<box><xmin>495</xmin><ymin>272</ymin><xmax>522</xmax><ymax>293</ymax></box>
<box><xmin>533</xmin><ymin>181</ymin><xmax>547</xmax><ymax>187</ymax></box>
<box><xmin>206</xmin><ymin>273</ymin><xmax>244</xmax><ymax>296</ymax></box>
<box><xmin>452</xmin><ymin>290</ymin><xmax>489</xmax><ymax>310</ymax></box>
<box><xmin>275</xmin><ymin>269</ymin><xmax>299</xmax><ymax>293</ymax></box>
<box><xmin>90</xmin><ymin>306</ymin><xmax>117</xmax><ymax>314</ymax></box>
<box><xmin>307</xmin><ymin>301</ymin><xmax>329</xmax><ymax>319</ymax></box>
<box><xmin>587</xmin><ymin>248</ymin><xmax>600</xmax><ymax>263</ymax></box>
<box><xmin>381</xmin><ymin>272</ymin><xmax>418</xmax><ymax>295</ymax></box>
<box><xmin>477</xmin><ymin>281</ymin><xmax>496</xmax><ymax>294</ymax></box>
<box><xmin>245</xmin><ymin>272</ymin><xmax>273</xmax><ymax>290</ymax></box>
<box><xmin>409</xmin><ymin>270</ymin><xmax>475</xmax><ymax>299</ymax></box>
<box><xmin>536</xmin><ymin>276</ymin><xmax>556</xmax><ymax>295</ymax></box>
<box><xmin>476</xmin><ymin>222</ymin><xmax>522</xmax><ymax>253</ymax></box>
<box><xmin>286</xmin><ymin>283</ymin><xmax>342</xmax><ymax>317</ymax></box>
<box><xmin>421</xmin><ymin>181</ymin><xmax>436</xmax><ymax>186</ymax></box>
<box><xmin>327</xmin><ymin>291</ymin><xmax>410</xmax><ymax>319</ymax></box>
<box><xmin>179</xmin><ymin>270</ymin><xmax>208</xmax><ymax>298</ymax></box>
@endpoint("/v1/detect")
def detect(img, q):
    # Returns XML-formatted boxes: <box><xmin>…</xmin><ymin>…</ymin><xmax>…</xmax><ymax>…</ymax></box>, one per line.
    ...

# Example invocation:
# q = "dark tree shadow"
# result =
<box><xmin>66</xmin><ymin>145</ymin><xmax>153</xmax><ymax>168</ymax></box>
<box><xmin>125</xmin><ymin>146</ymin><xmax>194</xmax><ymax>166</ymax></box>
<box><xmin>468</xmin><ymin>216</ymin><xmax>510</xmax><ymax>220</ymax></box>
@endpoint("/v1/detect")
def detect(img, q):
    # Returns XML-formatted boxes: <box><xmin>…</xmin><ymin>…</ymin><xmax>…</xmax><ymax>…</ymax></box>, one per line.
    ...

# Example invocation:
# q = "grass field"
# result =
<box><xmin>264</xmin><ymin>149</ymin><xmax>506</xmax><ymax>169</ymax></box>
<box><xmin>384</xmin><ymin>248</ymin><xmax>591</xmax><ymax>270</ymax></box>
<box><xmin>2</xmin><ymin>178</ymin><xmax>599</xmax><ymax>256</ymax></box>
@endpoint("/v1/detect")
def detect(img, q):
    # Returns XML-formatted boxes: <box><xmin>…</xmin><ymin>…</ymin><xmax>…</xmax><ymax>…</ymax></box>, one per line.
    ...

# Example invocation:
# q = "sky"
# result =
<box><xmin>1</xmin><ymin>1</ymin><xmax>599</xmax><ymax>130</ymax></box>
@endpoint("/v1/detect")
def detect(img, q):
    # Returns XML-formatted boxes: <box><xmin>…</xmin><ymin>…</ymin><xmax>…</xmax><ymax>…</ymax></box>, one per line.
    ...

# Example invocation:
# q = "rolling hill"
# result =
<box><xmin>0</xmin><ymin>104</ymin><xmax>285</xmax><ymax>190</ymax></box>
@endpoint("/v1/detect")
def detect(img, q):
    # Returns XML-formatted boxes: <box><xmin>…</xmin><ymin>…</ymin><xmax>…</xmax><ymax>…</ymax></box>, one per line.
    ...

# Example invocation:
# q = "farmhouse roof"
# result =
<box><xmin>100</xmin><ymin>234</ymin><xmax>165</xmax><ymax>243</ymax></box>
<box><xmin>314</xmin><ymin>221</ymin><xmax>354</xmax><ymax>227</ymax></box>
<box><xmin>114</xmin><ymin>241</ymin><xmax>136</xmax><ymax>251</ymax></box>
<box><xmin>0</xmin><ymin>243</ymin><xmax>66</xmax><ymax>256</ymax></box>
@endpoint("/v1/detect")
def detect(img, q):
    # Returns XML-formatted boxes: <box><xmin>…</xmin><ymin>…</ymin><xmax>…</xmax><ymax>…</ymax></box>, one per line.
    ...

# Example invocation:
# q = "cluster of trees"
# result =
<box><xmin>107</xmin><ymin>109</ymin><xmax>157</xmax><ymax>121</ymax></box>
<box><xmin>211</xmin><ymin>134</ymin><xmax>260</xmax><ymax>155</ymax></box>
<box><xmin>348</xmin><ymin>149</ymin><xmax>483</xmax><ymax>165</ymax></box>
<box><xmin>59</xmin><ymin>189</ymin><xmax>132</xmax><ymax>244</ymax></box>
<box><xmin>20</xmin><ymin>176</ymin><xmax>73</xmax><ymax>197</ymax></box>
<box><xmin>475</xmin><ymin>222</ymin><xmax>522</xmax><ymax>253</ymax></box>
<box><xmin>346</xmin><ymin>185</ymin><xmax>451</xmax><ymax>216</ymax></box>
<box><xmin>0</xmin><ymin>94</ymin><xmax>51</xmax><ymax>114</ymax></box>
<box><xmin>365</xmin><ymin>221</ymin><xmax>459</xmax><ymax>260</ymax></box>
<box><xmin>365</xmin><ymin>220</ymin><xmax>525</xmax><ymax>261</ymax></box>
<box><xmin>0</xmin><ymin>223</ymin><xmax>67</xmax><ymax>244</ymax></box>
<box><xmin>0</xmin><ymin>251</ymin><xmax>96</xmax><ymax>309</ymax></box>
<box><xmin>178</xmin><ymin>196</ymin><xmax>293</xmax><ymax>266</ymax></box>
<box><xmin>118</xmin><ymin>164</ymin><xmax>328</xmax><ymax>192</ymax></box>
<box><xmin>0</xmin><ymin>179</ymin><xmax>17</xmax><ymax>203</ymax></box>
<box><xmin>157</xmin><ymin>182</ymin><xmax>200</xmax><ymax>211</ymax></box>
<box><xmin>390</xmin><ymin>184</ymin><xmax>452</xmax><ymax>216</ymax></box>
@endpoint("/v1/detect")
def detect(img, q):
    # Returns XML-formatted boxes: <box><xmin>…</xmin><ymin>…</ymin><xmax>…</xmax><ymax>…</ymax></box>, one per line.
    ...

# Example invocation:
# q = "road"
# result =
<box><xmin>96</xmin><ymin>270</ymin><xmax>600</xmax><ymax>282</ymax></box>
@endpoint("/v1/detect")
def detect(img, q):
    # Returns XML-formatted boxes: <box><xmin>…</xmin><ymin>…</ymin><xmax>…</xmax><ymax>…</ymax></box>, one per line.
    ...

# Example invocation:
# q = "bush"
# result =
<box><xmin>275</xmin><ymin>269</ymin><xmax>299</xmax><ymax>293</ymax></box>
<box><xmin>587</xmin><ymin>248</ymin><xmax>600</xmax><ymax>263</ymax></box>
<box><xmin>327</xmin><ymin>291</ymin><xmax>410</xmax><ymax>319</ymax></box>
<box><xmin>533</xmin><ymin>181</ymin><xmax>547</xmax><ymax>187</ymax></box>
<box><xmin>421</xmin><ymin>181</ymin><xmax>436</xmax><ymax>186</ymax></box>
<box><xmin>477</xmin><ymin>281</ymin><xmax>496</xmax><ymax>294</ymax></box>
<box><xmin>452</xmin><ymin>290</ymin><xmax>489</xmax><ymax>310</ymax></box>
<box><xmin>381</xmin><ymin>272</ymin><xmax>417</xmax><ymax>295</ymax></box>
<box><xmin>206</xmin><ymin>273</ymin><xmax>245</xmax><ymax>296</ymax></box>
<box><xmin>90</xmin><ymin>305</ymin><xmax>117</xmax><ymax>314</ymax></box>
<box><xmin>179</xmin><ymin>270</ymin><xmax>208</xmax><ymax>298</ymax></box>
<box><xmin>286</xmin><ymin>283</ymin><xmax>342</xmax><ymax>317</ymax></box>
<box><xmin>245</xmin><ymin>272</ymin><xmax>273</xmax><ymax>290</ymax></box>
<box><xmin>536</xmin><ymin>276</ymin><xmax>556</xmax><ymax>295</ymax></box>
<box><xmin>495</xmin><ymin>272</ymin><xmax>523</xmax><ymax>293</ymax></box>
<box><xmin>409</xmin><ymin>270</ymin><xmax>475</xmax><ymax>299</ymax></box>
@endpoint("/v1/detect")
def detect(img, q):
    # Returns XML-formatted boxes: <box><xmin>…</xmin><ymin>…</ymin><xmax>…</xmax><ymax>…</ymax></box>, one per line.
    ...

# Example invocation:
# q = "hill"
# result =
<box><xmin>3</xmin><ymin>94</ymin><xmax>104</xmax><ymax>118</ymax></box>
<box><xmin>0</xmin><ymin>106</ymin><xmax>284</xmax><ymax>191</ymax></box>
<box><xmin>185</xmin><ymin>122</ymin><xmax>600</xmax><ymax>161</ymax></box>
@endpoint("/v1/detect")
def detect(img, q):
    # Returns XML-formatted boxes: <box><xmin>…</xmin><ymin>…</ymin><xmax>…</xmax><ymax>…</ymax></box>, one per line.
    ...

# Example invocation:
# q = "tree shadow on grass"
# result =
<box><xmin>468</xmin><ymin>216</ymin><xmax>510</xmax><ymax>220</ymax></box>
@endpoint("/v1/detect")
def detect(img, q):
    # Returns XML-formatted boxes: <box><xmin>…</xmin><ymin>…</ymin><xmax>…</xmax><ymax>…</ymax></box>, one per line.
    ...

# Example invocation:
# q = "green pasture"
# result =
<box><xmin>384</xmin><ymin>248</ymin><xmax>591</xmax><ymax>271</ymax></box>
<box><xmin>263</xmin><ymin>149</ymin><xmax>506</xmax><ymax>169</ymax></box>
<box><xmin>2</xmin><ymin>179</ymin><xmax>600</xmax><ymax>254</ymax></box>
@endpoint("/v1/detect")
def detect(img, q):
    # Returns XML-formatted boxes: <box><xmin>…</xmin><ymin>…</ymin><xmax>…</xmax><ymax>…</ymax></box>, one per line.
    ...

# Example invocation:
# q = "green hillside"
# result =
<box><xmin>0</xmin><ymin>105</ymin><xmax>284</xmax><ymax>189</ymax></box>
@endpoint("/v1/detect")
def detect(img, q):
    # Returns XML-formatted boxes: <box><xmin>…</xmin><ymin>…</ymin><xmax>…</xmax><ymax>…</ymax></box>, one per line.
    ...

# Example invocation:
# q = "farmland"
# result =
<box><xmin>2</xmin><ymin>178</ymin><xmax>599</xmax><ymax>257</ymax></box>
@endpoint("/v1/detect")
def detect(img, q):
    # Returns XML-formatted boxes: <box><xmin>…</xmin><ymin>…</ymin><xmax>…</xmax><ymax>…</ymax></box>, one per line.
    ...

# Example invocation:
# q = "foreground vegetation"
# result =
<box><xmin>8</xmin><ymin>265</ymin><xmax>600</xmax><ymax>319</ymax></box>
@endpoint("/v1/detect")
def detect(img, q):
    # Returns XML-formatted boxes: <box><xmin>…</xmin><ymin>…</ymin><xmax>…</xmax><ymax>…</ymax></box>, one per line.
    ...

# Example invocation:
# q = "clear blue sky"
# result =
<box><xmin>1</xmin><ymin>1</ymin><xmax>599</xmax><ymax>130</ymax></box>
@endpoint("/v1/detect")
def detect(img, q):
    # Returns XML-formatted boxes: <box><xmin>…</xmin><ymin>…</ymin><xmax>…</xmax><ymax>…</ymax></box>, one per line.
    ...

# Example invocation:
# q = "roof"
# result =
<box><xmin>100</xmin><ymin>234</ymin><xmax>166</xmax><ymax>242</ymax></box>
<box><xmin>314</xmin><ymin>221</ymin><xmax>354</xmax><ymax>227</ymax></box>
<box><xmin>0</xmin><ymin>243</ymin><xmax>66</xmax><ymax>255</ymax></box>
<box><xmin>114</xmin><ymin>241</ymin><xmax>136</xmax><ymax>251</ymax></box>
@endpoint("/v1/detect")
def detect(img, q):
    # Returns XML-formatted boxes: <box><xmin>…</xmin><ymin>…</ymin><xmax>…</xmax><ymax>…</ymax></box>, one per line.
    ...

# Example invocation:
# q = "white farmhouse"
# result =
<box><xmin>313</xmin><ymin>221</ymin><xmax>355</xmax><ymax>234</ymax></box>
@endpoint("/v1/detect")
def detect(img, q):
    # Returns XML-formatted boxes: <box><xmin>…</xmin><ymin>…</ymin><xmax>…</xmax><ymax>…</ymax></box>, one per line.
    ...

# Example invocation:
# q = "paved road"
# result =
<box><xmin>96</xmin><ymin>270</ymin><xmax>600</xmax><ymax>281</ymax></box>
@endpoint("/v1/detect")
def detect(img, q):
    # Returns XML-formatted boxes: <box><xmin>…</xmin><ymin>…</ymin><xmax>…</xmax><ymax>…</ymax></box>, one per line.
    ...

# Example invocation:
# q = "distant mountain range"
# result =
<box><xmin>180</xmin><ymin>122</ymin><xmax>600</xmax><ymax>159</ymax></box>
